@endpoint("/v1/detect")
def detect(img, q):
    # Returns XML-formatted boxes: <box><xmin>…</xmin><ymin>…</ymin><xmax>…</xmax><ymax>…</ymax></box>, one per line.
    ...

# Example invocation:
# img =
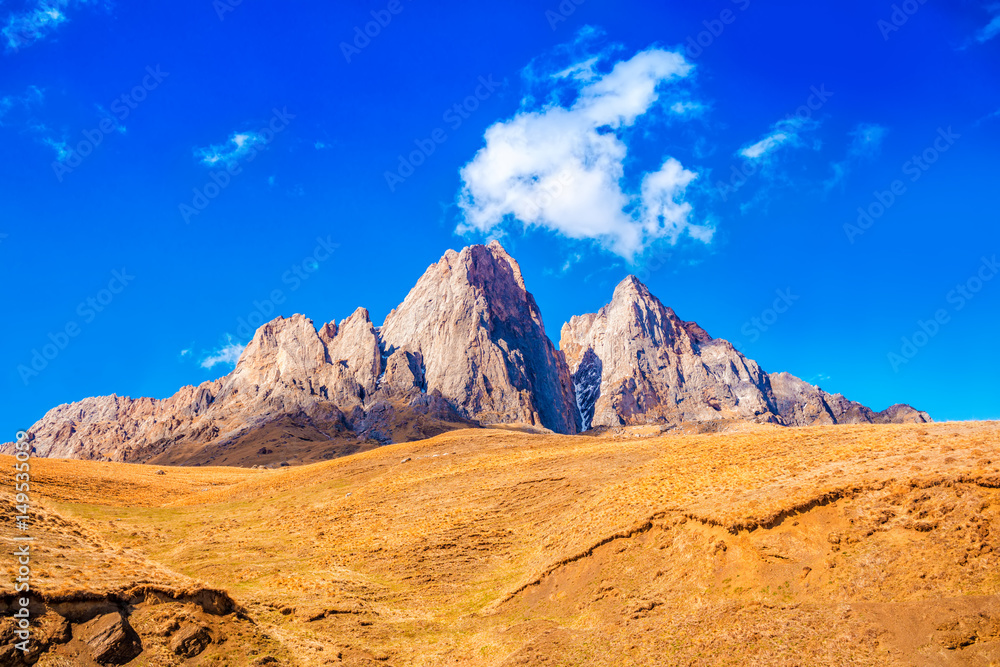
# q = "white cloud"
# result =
<box><xmin>740</xmin><ymin>132</ymin><xmax>791</xmax><ymax>160</ymax></box>
<box><xmin>43</xmin><ymin>136</ymin><xmax>71</xmax><ymax>161</ymax></box>
<box><xmin>824</xmin><ymin>122</ymin><xmax>887</xmax><ymax>190</ymax></box>
<box><xmin>975</xmin><ymin>13</ymin><xmax>1000</xmax><ymax>43</ymax></box>
<box><xmin>739</xmin><ymin>116</ymin><xmax>819</xmax><ymax>163</ymax></box>
<box><xmin>457</xmin><ymin>46</ymin><xmax>712</xmax><ymax>259</ymax></box>
<box><xmin>200</xmin><ymin>336</ymin><xmax>245</xmax><ymax>369</ymax></box>
<box><xmin>195</xmin><ymin>131</ymin><xmax>266</xmax><ymax>168</ymax></box>
<box><xmin>670</xmin><ymin>100</ymin><xmax>704</xmax><ymax>115</ymax></box>
<box><xmin>960</xmin><ymin>4</ymin><xmax>1000</xmax><ymax>48</ymax></box>
<box><xmin>2</xmin><ymin>0</ymin><xmax>108</xmax><ymax>52</ymax></box>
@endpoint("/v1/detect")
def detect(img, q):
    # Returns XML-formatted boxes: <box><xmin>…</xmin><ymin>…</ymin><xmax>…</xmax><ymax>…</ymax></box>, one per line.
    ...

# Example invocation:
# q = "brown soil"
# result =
<box><xmin>2</xmin><ymin>421</ymin><xmax>999</xmax><ymax>665</ymax></box>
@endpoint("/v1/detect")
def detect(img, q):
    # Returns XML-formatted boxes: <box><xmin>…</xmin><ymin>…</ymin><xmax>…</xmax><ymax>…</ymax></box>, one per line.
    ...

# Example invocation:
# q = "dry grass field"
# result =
<box><xmin>3</xmin><ymin>421</ymin><xmax>1000</xmax><ymax>665</ymax></box>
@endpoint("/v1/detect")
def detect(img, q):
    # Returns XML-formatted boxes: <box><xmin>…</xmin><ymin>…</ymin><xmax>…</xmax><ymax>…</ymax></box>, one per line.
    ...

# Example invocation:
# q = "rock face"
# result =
<box><xmin>12</xmin><ymin>310</ymin><xmax>473</xmax><ymax>466</ymax></box>
<box><xmin>560</xmin><ymin>276</ymin><xmax>780</xmax><ymax>429</ymax></box>
<box><xmin>4</xmin><ymin>245</ymin><xmax>930</xmax><ymax>466</ymax></box>
<box><xmin>769</xmin><ymin>372</ymin><xmax>932</xmax><ymax>426</ymax></box>
<box><xmin>381</xmin><ymin>241</ymin><xmax>579</xmax><ymax>434</ymax></box>
<box><xmin>561</xmin><ymin>276</ymin><xmax>930</xmax><ymax>430</ymax></box>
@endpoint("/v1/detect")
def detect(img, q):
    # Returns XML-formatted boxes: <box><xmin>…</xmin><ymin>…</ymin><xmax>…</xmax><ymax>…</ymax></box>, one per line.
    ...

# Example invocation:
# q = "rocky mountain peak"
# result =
<box><xmin>380</xmin><ymin>242</ymin><xmax>578</xmax><ymax>434</ymax></box>
<box><xmin>561</xmin><ymin>275</ymin><xmax>778</xmax><ymax>429</ymax></box>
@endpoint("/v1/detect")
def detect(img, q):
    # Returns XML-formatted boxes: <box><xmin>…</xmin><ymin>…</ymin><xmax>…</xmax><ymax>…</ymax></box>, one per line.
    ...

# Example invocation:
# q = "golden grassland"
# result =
<box><xmin>3</xmin><ymin>420</ymin><xmax>1000</xmax><ymax>665</ymax></box>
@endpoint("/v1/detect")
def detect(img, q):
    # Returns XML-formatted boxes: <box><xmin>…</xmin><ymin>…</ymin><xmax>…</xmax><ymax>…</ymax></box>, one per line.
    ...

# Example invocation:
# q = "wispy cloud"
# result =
<box><xmin>94</xmin><ymin>103</ymin><xmax>126</xmax><ymax>134</ymax></box>
<box><xmin>199</xmin><ymin>335</ymin><xmax>245</xmax><ymax>369</ymax></box>
<box><xmin>975</xmin><ymin>108</ymin><xmax>1000</xmax><ymax>126</ymax></box>
<box><xmin>974</xmin><ymin>8</ymin><xmax>1000</xmax><ymax>44</ymax></box>
<box><xmin>959</xmin><ymin>4</ymin><xmax>1000</xmax><ymax>49</ymax></box>
<box><xmin>457</xmin><ymin>32</ymin><xmax>712</xmax><ymax>260</ymax></box>
<box><xmin>807</xmin><ymin>373</ymin><xmax>832</xmax><ymax>387</ymax></box>
<box><xmin>0</xmin><ymin>86</ymin><xmax>78</xmax><ymax>161</ymax></box>
<box><xmin>195</xmin><ymin>131</ymin><xmax>266</xmax><ymax>168</ymax></box>
<box><xmin>0</xmin><ymin>85</ymin><xmax>44</xmax><ymax>125</ymax></box>
<box><xmin>739</xmin><ymin>116</ymin><xmax>820</xmax><ymax>163</ymax></box>
<box><xmin>670</xmin><ymin>100</ymin><xmax>704</xmax><ymax>115</ymax></box>
<box><xmin>42</xmin><ymin>136</ymin><xmax>71</xmax><ymax>161</ymax></box>
<box><xmin>2</xmin><ymin>0</ymin><xmax>109</xmax><ymax>52</ymax></box>
<box><xmin>824</xmin><ymin>122</ymin><xmax>887</xmax><ymax>190</ymax></box>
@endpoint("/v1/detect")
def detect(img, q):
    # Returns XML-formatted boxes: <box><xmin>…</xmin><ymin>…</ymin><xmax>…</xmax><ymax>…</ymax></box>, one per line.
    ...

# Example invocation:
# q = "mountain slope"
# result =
<box><xmin>8</xmin><ymin>421</ymin><xmax>998</xmax><ymax>665</ymax></box>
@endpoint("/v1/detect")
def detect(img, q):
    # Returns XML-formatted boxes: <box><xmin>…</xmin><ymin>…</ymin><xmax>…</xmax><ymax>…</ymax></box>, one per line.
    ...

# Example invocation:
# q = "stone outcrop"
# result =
<box><xmin>560</xmin><ymin>276</ymin><xmax>780</xmax><ymax>429</ymax></box>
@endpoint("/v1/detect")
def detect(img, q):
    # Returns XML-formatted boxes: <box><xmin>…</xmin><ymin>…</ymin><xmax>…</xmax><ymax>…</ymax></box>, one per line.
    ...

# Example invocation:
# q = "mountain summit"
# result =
<box><xmin>560</xmin><ymin>275</ymin><xmax>779</xmax><ymax>430</ymax></box>
<box><xmin>5</xmin><ymin>244</ymin><xmax>928</xmax><ymax>465</ymax></box>
<box><xmin>381</xmin><ymin>240</ymin><xmax>578</xmax><ymax>434</ymax></box>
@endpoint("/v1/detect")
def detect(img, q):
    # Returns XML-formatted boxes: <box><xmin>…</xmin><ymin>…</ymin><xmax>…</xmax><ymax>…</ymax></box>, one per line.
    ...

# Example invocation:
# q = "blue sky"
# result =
<box><xmin>2</xmin><ymin>0</ymin><xmax>999</xmax><ymax>437</ymax></box>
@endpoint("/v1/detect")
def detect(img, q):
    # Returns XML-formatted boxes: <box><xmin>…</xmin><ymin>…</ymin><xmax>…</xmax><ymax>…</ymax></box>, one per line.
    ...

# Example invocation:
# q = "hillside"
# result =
<box><xmin>3</xmin><ymin>421</ymin><xmax>999</xmax><ymax>665</ymax></box>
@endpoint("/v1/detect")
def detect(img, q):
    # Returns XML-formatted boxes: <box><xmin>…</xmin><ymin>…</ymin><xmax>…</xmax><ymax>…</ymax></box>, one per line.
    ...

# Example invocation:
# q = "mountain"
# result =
<box><xmin>14</xmin><ymin>310</ymin><xmax>471</xmax><ymax>467</ymax></box>
<box><xmin>4</xmin><ymin>244</ymin><xmax>929</xmax><ymax>465</ymax></box>
<box><xmin>381</xmin><ymin>241</ymin><xmax>578</xmax><ymax>434</ymax></box>
<box><xmin>560</xmin><ymin>276</ymin><xmax>779</xmax><ymax>429</ymax></box>
<box><xmin>769</xmin><ymin>371</ymin><xmax>932</xmax><ymax>426</ymax></box>
<box><xmin>6</xmin><ymin>242</ymin><xmax>576</xmax><ymax>465</ymax></box>
<box><xmin>560</xmin><ymin>275</ymin><xmax>929</xmax><ymax>429</ymax></box>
